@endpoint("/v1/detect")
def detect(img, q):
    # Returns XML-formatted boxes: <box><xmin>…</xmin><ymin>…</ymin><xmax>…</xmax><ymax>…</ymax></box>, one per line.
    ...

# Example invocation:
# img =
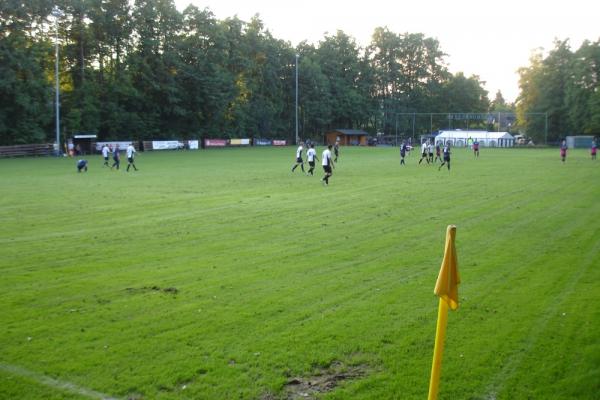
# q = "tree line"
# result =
<box><xmin>517</xmin><ymin>39</ymin><xmax>600</xmax><ymax>144</ymax></box>
<box><xmin>1</xmin><ymin>0</ymin><xmax>598</xmax><ymax>146</ymax></box>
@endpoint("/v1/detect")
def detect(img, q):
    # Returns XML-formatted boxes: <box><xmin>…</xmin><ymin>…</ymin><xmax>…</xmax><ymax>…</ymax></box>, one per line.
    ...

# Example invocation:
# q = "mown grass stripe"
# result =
<box><xmin>0</xmin><ymin>363</ymin><xmax>120</xmax><ymax>400</ymax></box>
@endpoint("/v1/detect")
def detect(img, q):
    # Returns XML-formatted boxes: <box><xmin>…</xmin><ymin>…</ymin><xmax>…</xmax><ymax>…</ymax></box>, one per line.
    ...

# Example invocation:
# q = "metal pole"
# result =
<box><xmin>54</xmin><ymin>8</ymin><xmax>61</xmax><ymax>156</ymax></box>
<box><xmin>295</xmin><ymin>54</ymin><xmax>299</xmax><ymax>145</ymax></box>
<box><xmin>498</xmin><ymin>111</ymin><xmax>500</xmax><ymax>132</ymax></box>
<box><xmin>412</xmin><ymin>113</ymin><xmax>415</xmax><ymax>141</ymax></box>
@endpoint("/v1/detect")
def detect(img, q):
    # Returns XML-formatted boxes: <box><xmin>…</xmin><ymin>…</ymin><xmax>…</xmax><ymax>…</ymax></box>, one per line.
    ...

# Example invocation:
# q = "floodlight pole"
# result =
<box><xmin>498</xmin><ymin>111</ymin><xmax>501</xmax><ymax>132</ymax></box>
<box><xmin>295</xmin><ymin>54</ymin><xmax>299</xmax><ymax>145</ymax></box>
<box><xmin>52</xmin><ymin>7</ymin><xmax>62</xmax><ymax>156</ymax></box>
<box><xmin>430</xmin><ymin>114</ymin><xmax>433</xmax><ymax>135</ymax></box>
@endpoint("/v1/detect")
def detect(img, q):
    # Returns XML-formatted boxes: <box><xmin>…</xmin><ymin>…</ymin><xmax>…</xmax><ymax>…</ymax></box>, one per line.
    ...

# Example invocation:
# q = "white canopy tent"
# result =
<box><xmin>435</xmin><ymin>130</ymin><xmax>515</xmax><ymax>147</ymax></box>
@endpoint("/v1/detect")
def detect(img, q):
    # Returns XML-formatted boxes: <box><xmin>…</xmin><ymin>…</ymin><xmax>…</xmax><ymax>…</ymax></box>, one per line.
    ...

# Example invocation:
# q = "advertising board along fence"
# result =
<box><xmin>0</xmin><ymin>143</ymin><xmax>55</xmax><ymax>158</ymax></box>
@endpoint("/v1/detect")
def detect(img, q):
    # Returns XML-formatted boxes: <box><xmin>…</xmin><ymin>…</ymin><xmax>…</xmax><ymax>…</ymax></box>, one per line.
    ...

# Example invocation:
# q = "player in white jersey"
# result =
<box><xmin>101</xmin><ymin>144</ymin><xmax>110</xmax><ymax>167</ymax></box>
<box><xmin>126</xmin><ymin>143</ymin><xmax>138</xmax><ymax>171</ymax></box>
<box><xmin>291</xmin><ymin>142</ymin><xmax>305</xmax><ymax>173</ymax></box>
<box><xmin>428</xmin><ymin>141</ymin><xmax>434</xmax><ymax>163</ymax></box>
<box><xmin>419</xmin><ymin>140</ymin><xmax>430</xmax><ymax>165</ymax></box>
<box><xmin>306</xmin><ymin>144</ymin><xmax>318</xmax><ymax>175</ymax></box>
<box><xmin>321</xmin><ymin>144</ymin><xmax>334</xmax><ymax>185</ymax></box>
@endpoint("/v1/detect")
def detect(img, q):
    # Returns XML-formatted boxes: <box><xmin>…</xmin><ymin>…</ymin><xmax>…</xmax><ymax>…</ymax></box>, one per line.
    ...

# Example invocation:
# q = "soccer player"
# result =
<box><xmin>306</xmin><ymin>144</ymin><xmax>318</xmax><ymax>175</ymax></box>
<box><xmin>418</xmin><ymin>140</ymin><xmax>430</xmax><ymax>164</ymax></box>
<box><xmin>126</xmin><ymin>143</ymin><xmax>138</xmax><ymax>171</ymax></box>
<box><xmin>473</xmin><ymin>140</ymin><xmax>480</xmax><ymax>157</ymax></box>
<box><xmin>560</xmin><ymin>140</ymin><xmax>567</xmax><ymax>163</ymax></box>
<box><xmin>591</xmin><ymin>139</ymin><xmax>597</xmax><ymax>160</ymax></box>
<box><xmin>101</xmin><ymin>144</ymin><xmax>110</xmax><ymax>166</ymax></box>
<box><xmin>111</xmin><ymin>144</ymin><xmax>120</xmax><ymax>170</ymax></box>
<box><xmin>434</xmin><ymin>143</ymin><xmax>442</xmax><ymax>163</ymax></box>
<box><xmin>438</xmin><ymin>143</ymin><xmax>451</xmax><ymax>171</ymax></box>
<box><xmin>428</xmin><ymin>141</ymin><xmax>434</xmax><ymax>163</ymax></box>
<box><xmin>76</xmin><ymin>159</ymin><xmax>88</xmax><ymax>172</ymax></box>
<box><xmin>291</xmin><ymin>142</ymin><xmax>305</xmax><ymax>173</ymax></box>
<box><xmin>334</xmin><ymin>142</ymin><xmax>340</xmax><ymax>162</ymax></box>
<box><xmin>400</xmin><ymin>141</ymin><xmax>407</xmax><ymax>165</ymax></box>
<box><xmin>321</xmin><ymin>144</ymin><xmax>334</xmax><ymax>185</ymax></box>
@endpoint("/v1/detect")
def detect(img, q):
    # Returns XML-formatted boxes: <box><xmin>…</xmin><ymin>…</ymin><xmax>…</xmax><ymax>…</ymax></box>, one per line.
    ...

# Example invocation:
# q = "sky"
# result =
<box><xmin>174</xmin><ymin>0</ymin><xmax>600</xmax><ymax>103</ymax></box>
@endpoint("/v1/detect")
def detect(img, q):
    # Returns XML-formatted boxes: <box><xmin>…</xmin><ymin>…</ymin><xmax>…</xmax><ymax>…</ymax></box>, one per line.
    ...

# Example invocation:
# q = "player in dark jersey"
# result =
<box><xmin>434</xmin><ymin>143</ymin><xmax>442</xmax><ymax>163</ymax></box>
<box><xmin>111</xmin><ymin>145</ymin><xmax>120</xmax><ymax>170</ymax></box>
<box><xmin>400</xmin><ymin>141</ymin><xmax>407</xmax><ymax>165</ymax></box>
<box><xmin>473</xmin><ymin>140</ymin><xmax>480</xmax><ymax>157</ymax></box>
<box><xmin>560</xmin><ymin>140</ymin><xmax>567</xmax><ymax>163</ymax></box>
<box><xmin>76</xmin><ymin>159</ymin><xmax>88</xmax><ymax>172</ymax></box>
<box><xmin>334</xmin><ymin>142</ymin><xmax>340</xmax><ymax>162</ymax></box>
<box><xmin>438</xmin><ymin>143</ymin><xmax>451</xmax><ymax>171</ymax></box>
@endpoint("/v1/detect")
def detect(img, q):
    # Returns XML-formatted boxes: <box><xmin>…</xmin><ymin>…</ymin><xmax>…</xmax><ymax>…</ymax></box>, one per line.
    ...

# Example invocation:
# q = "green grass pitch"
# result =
<box><xmin>1</xmin><ymin>146</ymin><xmax>599</xmax><ymax>399</ymax></box>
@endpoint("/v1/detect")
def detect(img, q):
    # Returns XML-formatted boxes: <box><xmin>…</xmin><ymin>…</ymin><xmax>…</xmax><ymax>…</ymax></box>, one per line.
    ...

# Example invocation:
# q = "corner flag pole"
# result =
<box><xmin>428</xmin><ymin>225</ymin><xmax>460</xmax><ymax>400</ymax></box>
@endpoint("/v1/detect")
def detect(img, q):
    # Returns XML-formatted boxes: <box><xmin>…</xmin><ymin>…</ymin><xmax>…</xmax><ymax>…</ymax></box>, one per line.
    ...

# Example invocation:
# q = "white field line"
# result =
<box><xmin>0</xmin><ymin>363</ymin><xmax>121</xmax><ymax>400</ymax></box>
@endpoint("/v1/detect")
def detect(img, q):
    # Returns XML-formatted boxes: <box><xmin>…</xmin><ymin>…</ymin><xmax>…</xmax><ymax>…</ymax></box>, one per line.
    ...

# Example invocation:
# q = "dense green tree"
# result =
<box><xmin>369</xmin><ymin>29</ymin><xmax>452</xmax><ymax>135</ymax></box>
<box><xmin>565</xmin><ymin>40</ymin><xmax>600</xmax><ymax>135</ymax></box>
<box><xmin>315</xmin><ymin>31</ymin><xmax>364</xmax><ymax>130</ymax></box>
<box><xmin>515</xmin><ymin>40</ymin><xmax>600</xmax><ymax>143</ymax></box>
<box><xmin>4</xmin><ymin>0</ymin><xmax>596</xmax><ymax>146</ymax></box>
<box><xmin>0</xmin><ymin>1</ymin><xmax>54</xmax><ymax>145</ymax></box>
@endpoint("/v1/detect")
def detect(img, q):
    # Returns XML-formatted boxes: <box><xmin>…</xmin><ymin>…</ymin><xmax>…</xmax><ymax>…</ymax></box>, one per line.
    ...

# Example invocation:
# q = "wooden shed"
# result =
<box><xmin>325</xmin><ymin>129</ymin><xmax>368</xmax><ymax>146</ymax></box>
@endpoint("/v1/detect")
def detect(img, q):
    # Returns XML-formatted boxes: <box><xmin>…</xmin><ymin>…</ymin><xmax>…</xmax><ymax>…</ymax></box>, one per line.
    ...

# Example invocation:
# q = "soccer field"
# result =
<box><xmin>1</xmin><ymin>146</ymin><xmax>599</xmax><ymax>399</ymax></box>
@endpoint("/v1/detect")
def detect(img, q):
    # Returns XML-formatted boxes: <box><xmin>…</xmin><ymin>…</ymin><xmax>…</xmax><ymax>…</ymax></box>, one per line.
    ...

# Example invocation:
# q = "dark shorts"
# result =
<box><xmin>128</xmin><ymin>157</ymin><xmax>134</xmax><ymax>163</ymax></box>
<box><xmin>296</xmin><ymin>157</ymin><xmax>303</xmax><ymax>163</ymax></box>
<box><xmin>309</xmin><ymin>161</ymin><xmax>315</xmax><ymax>167</ymax></box>
<box><xmin>428</xmin><ymin>153</ymin><xmax>433</xmax><ymax>157</ymax></box>
<box><xmin>323</xmin><ymin>165</ymin><xmax>332</xmax><ymax>174</ymax></box>
<box><xmin>104</xmin><ymin>156</ymin><xmax>109</xmax><ymax>161</ymax></box>
<box><xmin>444</xmin><ymin>156</ymin><xmax>450</xmax><ymax>162</ymax></box>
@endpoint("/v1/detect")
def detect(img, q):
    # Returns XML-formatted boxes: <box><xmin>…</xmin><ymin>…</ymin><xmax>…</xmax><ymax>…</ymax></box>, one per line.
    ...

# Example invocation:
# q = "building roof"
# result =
<box><xmin>436</xmin><ymin>130</ymin><xmax>514</xmax><ymax>140</ymax></box>
<box><xmin>329</xmin><ymin>129</ymin><xmax>369</xmax><ymax>136</ymax></box>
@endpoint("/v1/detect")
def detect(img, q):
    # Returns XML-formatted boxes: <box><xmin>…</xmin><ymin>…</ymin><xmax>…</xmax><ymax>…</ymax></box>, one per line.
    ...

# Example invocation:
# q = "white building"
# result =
<box><xmin>435</xmin><ymin>130</ymin><xmax>515</xmax><ymax>147</ymax></box>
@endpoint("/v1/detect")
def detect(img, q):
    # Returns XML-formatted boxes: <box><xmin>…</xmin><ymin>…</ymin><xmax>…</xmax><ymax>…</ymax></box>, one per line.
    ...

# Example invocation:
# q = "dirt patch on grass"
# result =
<box><xmin>282</xmin><ymin>361</ymin><xmax>368</xmax><ymax>399</ymax></box>
<box><xmin>125</xmin><ymin>286</ymin><xmax>179</xmax><ymax>295</ymax></box>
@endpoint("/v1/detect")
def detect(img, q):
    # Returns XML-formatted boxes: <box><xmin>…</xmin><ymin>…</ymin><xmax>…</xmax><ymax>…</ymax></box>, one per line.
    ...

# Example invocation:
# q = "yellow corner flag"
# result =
<box><xmin>428</xmin><ymin>225</ymin><xmax>460</xmax><ymax>400</ymax></box>
<box><xmin>434</xmin><ymin>225</ymin><xmax>460</xmax><ymax>310</ymax></box>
